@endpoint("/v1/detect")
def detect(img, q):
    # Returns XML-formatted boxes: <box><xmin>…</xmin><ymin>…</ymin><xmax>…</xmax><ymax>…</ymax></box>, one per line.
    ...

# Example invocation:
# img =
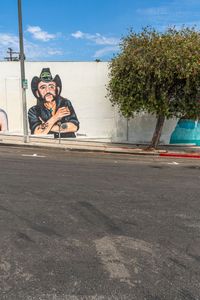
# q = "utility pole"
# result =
<box><xmin>4</xmin><ymin>48</ymin><xmax>19</xmax><ymax>61</ymax></box>
<box><xmin>18</xmin><ymin>0</ymin><xmax>28</xmax><ymax>142</ymax></box>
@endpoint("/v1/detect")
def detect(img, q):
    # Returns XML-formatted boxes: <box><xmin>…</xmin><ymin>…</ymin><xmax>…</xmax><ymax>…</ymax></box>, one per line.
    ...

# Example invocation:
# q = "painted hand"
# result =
<box><xmin>55</xmin><ymin>107</ymin><xmax>70</xmax><ymax>121</ymax></box>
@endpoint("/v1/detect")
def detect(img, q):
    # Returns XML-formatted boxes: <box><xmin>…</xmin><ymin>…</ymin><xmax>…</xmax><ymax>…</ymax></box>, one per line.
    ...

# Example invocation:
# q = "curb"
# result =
<box><xmin>159</xmin><ymin>153</ymin><xmax>200</xmax><ymax>159</ymax></box>
<box><xmin>0</xmin><ymin>138</ymin><xmax>200</xmax><ymax>158</ymax></box>
<box><xmin>0</xmin><ymin>141</ymin><xmax>160</xmax><ymax>156</ymax></box>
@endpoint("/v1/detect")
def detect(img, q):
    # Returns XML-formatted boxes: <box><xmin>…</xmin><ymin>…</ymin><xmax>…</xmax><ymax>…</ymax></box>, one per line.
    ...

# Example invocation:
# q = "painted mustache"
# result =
<box><xmin>45</xmin><ymin>92</ymin><xmax>55</xmax><ymax>98</ymax></box>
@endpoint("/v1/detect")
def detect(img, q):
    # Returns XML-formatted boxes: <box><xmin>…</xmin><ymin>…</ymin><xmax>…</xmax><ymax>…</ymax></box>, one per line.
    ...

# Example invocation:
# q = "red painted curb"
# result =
<box><xmin>159</xmin><ymin>153</ymin><xmax>200</xmax><ymax>159</ymax></box>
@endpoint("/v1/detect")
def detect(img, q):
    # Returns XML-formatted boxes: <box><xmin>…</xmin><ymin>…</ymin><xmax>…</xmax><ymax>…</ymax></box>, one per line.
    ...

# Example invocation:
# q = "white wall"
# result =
<box><xmin>0</xmin><ymin>61</ymin><xmax>178</xmax><ymax>144</ymax></box>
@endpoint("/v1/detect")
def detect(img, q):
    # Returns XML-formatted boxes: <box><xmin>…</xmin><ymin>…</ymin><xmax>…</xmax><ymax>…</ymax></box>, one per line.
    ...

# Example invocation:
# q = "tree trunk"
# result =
<box><xmin>148</xmin><ymin>114</ymin><xmax>165</xmax><ymax>150</ymax></box>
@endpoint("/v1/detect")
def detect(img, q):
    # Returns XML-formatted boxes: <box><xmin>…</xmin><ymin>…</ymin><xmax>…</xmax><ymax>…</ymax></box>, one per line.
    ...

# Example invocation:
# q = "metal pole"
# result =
<box><xmin>18</xmin><ymin>0</ymin><xmax>28</xmax><ymax>143</ymax></box>
<box><xmin>126</xmin><ymin>118</ymin><xmax>129</xmax><ymax>142</ymax></box>
<box><xmin>58</xmin><ymin>120</ymin><xmax>61</xmax><ymax>144</ymax></box>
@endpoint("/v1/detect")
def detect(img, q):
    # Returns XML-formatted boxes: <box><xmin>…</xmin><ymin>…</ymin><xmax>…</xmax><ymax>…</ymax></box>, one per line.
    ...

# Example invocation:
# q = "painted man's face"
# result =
<box><xmin>37</xmin><ymin>81</ymin><xmax>57</xmax><ymax>102</ymax></box>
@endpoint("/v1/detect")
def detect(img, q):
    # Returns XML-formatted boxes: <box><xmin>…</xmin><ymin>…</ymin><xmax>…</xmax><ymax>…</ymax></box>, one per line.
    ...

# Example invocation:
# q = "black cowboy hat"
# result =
<box><xmin>31</xmin><ymin>68</ymin><xmax>62</xmax><ymax>99</ymax></box>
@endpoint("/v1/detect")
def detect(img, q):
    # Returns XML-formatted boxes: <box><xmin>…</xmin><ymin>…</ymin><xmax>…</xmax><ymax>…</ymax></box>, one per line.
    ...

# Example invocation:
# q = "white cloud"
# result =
<box><xmin>136</xmin><ymin>2</ymin><xmax>200</xmax><ymax>30</ymax></box>
<box><xmin>136</xmin><ymin>7</ymin><xmax>168</xmax><ymax>17</ymax></box>
<box><xmin>0</xmin><ymin>33</ymin><xmax>62</xmax><ymax>60</ymax></box>
<box><xmin>71</xmin><ymin>31</ymin><xmax>84</xmax><ymax>39</ymax></box>
<box><xmin>25</xmin><ymin>41</ymin><xmax>63</xmax><ymax>59</ymax></box>
<box><xmin>27</xmin><ymin>26</ymin><xmax>56</xmax><ymax>42</ymax></box>
<box><xmin>0</xmin><ymin>34</ymin><xmax>19</xmax><ymax>47</ymax></box>
<box><xmin>93</xmin><ymin>46</ymin><xmax>120</xmax><ymax>58</ymax></box>
<box><xmin>0</xmin><ymin>34</ymin><xmax>19</xmax><ymax>58</ymax></box>
<box><xmin>71</xmin><ymin>30</ymin><xmax>120</xmax><ymax>46</ymax></box>
<box><xmin>47</xmin><ymin>49</ymin><xmax>63</xmax><ymax>55</ymax></box>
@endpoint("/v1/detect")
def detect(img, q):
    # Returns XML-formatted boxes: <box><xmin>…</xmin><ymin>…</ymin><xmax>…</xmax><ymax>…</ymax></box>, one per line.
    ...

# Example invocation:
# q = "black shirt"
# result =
<box><xmin>28</xmin><ymin>96</ymin><xmax>79</xmax><ymax>138</ymax></box>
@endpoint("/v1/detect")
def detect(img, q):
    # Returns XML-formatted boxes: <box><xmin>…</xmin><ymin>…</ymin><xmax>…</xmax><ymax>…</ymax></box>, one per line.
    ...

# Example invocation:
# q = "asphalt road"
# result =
<box><xmin>0</xmin><ymin>145</ymin><xmax>200</xmax><ymax>300</ymax></box>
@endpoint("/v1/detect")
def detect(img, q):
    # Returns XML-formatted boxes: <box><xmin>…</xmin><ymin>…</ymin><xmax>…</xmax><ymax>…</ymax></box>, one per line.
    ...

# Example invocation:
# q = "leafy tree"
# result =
<box><xmin>107</xmin><ymin>27</ymin><xmax>200</xmax><ymax>149</ymax></box>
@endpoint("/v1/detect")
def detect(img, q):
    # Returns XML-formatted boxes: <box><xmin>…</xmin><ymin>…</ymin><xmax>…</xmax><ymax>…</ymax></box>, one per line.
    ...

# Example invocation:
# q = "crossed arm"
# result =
<box><xmin>34</xmin><ymin>107</ymin><xmax>78</xmax><ymax>135</ymax></box>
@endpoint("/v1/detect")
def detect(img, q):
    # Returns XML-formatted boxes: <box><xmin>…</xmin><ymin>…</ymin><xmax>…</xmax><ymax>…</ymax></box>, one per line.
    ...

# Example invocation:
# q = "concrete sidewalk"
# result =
<box><xmin>1</xmin><ymin>134</ymin><xmax>200</xmax><ymax>158</ymax></box>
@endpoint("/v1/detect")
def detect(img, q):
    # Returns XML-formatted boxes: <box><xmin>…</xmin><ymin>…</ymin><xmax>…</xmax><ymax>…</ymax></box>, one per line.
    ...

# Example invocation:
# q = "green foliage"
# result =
<box><xmin>107</xmin><ymin>27</ymin><xmax>200</xmax><ymax>120</ymax></box>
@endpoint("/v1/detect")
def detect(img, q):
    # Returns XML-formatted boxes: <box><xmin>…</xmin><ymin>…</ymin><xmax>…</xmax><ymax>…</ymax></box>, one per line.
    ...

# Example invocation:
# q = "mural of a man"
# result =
<box><xmin>28</xmin><ymin>68</ymin><xmax>79</xmax><ymax>138</ymax></box>
<box><xmin>0</xmin><ymin>109</ymin><xmax>8</xmax><ymax>132</ymax></box>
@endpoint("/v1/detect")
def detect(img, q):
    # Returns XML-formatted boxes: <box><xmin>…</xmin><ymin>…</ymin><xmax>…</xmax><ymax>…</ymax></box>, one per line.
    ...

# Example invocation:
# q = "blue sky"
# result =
<box><xmin>0</xmin><ymin>0</ymin><xmax>200</xmax><ymax>61</ymax></box>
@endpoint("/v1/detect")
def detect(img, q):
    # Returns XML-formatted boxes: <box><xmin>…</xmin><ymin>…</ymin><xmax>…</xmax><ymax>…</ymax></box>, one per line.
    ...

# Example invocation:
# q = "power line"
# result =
<box><xmin>4</xmin><ymin>48</ymin><xmax>19</xmax><ymax>61</ymax></box>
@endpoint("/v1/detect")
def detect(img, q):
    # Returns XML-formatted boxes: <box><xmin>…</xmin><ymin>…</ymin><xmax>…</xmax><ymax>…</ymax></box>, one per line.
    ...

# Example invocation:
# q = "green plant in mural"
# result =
<box><xmin>107</xmin><ymin>26</ymin><xmax>200</xmax><ymax>149</ymax></box>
